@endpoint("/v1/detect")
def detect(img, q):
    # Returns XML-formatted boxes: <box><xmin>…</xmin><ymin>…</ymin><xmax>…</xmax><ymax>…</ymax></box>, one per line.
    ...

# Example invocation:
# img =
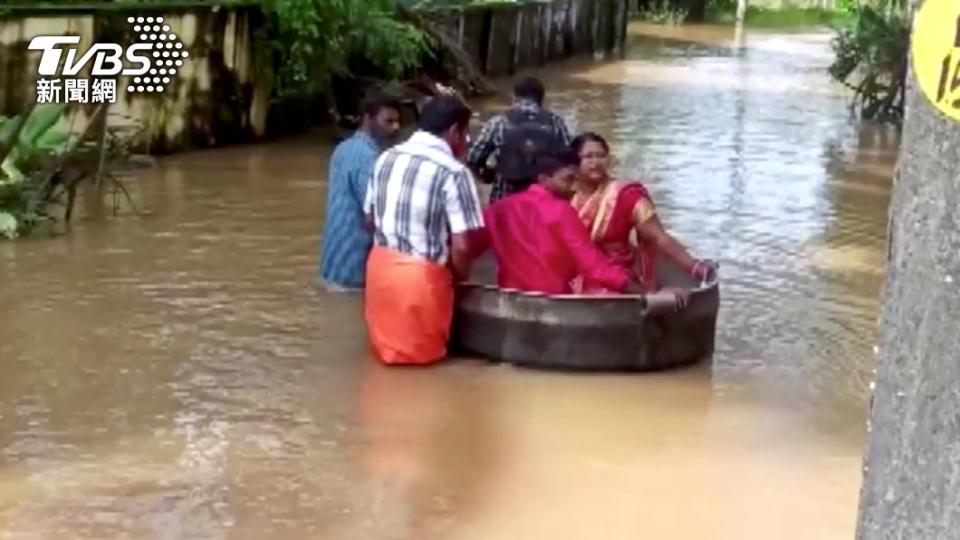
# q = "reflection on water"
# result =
<box><xmin>0</xmin><ymin>23</ymin><xmax>896</xmax><ymax>539</ymax></box>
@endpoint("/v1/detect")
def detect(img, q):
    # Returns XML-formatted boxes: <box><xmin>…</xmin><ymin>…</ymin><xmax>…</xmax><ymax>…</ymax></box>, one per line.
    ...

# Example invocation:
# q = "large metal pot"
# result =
<box><xmin>451</xmin><ymin>255</ymin><xmax>720</xmax><ymax>371</ymax></box>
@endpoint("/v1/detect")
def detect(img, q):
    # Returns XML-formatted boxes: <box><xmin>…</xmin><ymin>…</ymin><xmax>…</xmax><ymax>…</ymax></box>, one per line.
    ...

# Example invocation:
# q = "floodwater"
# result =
<box><xmin>0</xmin><ymin>23</ymin><xmax>898</xmax><ymax>539</ymax></box>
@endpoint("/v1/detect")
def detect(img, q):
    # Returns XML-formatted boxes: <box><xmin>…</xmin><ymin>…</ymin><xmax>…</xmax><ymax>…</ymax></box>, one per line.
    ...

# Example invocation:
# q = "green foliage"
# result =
<box><xmin>744</xmin><ymin>7</ymin><xmax>851</xmax><ymax>27</ymax></box>
<box><xmin>0</xmin><ymin>175</ymin><xmax>52</xmax><ymax>238</ymax></box>
<box><xmin>0</xmin><ymin>105</ymin><xmax>72</xmax><ymax>237</ymax></box>
<box><xmin>0</xmin><ymin>105</ymin><xmax>143</xmax><ymax>239</ymax></box>
<box><xmin>0</xmin><ymin>211</ymin><xmax>16</xmax><ymax>239</ymax></box>
<box><xmin>834</xmin><ymin>0</ymin><xmax>858</xmax><ymax>15</ymax></box>
<box><xmin>258</xmin><ymin>0</ymin><xmax>430</xmax><ymax>99</ymax></box>
<box><xmin>399</xmin><ymin>0</ymin><xmax>519</xmax><ymax>6</ymax></box>
<box><xmin>638</xmin><ymin>0</ymin><xmax>688</xmax><ymax>25</ymax></box>
<box><xmin>705</xmin><ymin>2</ymin><xmax>852</xmax><ymax>27</ymax></box>
<box><xmin>1</xmin><ymin>105</ymin><xmax>76</xmax><ymax>183</ymax></box>
<box><xmin>829</xmin><ymin>4</ymin><xmax>909</xmax><ymax>123</ymax></box>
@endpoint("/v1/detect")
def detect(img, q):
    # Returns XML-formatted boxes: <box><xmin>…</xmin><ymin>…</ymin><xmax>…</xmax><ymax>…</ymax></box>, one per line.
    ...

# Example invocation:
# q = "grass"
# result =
<box><xmin>706</xmin><ymin>5</ymin><xmax>855</xmax><ymax>28</ymax></box>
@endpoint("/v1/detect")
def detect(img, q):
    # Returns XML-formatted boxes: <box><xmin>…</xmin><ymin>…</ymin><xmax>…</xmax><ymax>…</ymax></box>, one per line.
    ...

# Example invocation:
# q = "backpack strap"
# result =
<box><xmin>505</xmin><ymin>107</ymin><xmax>553</xmax><ymax>130</ymax></box>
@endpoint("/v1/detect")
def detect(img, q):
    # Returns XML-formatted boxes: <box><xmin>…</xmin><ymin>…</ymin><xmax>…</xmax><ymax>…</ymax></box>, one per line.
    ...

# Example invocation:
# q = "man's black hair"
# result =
<box><xmin>513</xmin><ymin>77</ymin><xmax>546</xmax><ymax>105</ymax></box>
<box><xmin>535</xmin><ymin>144</ymin><xmax>579</xmax><ymax>177</ymax></box>
<box><xmin>361</xmin><ymin>89</ymin><xmax>402</xmax><ymax>118</ymax></box>
<box><xmin>418</xmin><ymin>95</ymin><xmax>472</xmax><ymax>136</ymax></box>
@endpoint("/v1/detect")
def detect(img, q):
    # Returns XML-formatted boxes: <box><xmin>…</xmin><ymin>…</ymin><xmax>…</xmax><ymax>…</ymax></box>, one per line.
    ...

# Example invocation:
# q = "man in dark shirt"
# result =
<box><xmin>466</xmin><ymin>77</ymin><xmax>572</xmax><ymax>203</ymax></box>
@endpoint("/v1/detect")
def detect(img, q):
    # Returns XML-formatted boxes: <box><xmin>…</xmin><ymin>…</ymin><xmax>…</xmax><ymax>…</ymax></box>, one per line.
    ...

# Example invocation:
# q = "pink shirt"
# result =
<box><xmin>472</xmin><ymin>184</ymin><xmax>630</xmax><ymax>295</ymax></box>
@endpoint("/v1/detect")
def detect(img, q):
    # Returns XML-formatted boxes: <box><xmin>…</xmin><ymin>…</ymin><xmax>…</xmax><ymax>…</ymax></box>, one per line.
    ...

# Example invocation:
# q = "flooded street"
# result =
<box><xmin>0</xmin><ymin>23</ymin><xmax>898</xmax><ymax>539</ymax></box>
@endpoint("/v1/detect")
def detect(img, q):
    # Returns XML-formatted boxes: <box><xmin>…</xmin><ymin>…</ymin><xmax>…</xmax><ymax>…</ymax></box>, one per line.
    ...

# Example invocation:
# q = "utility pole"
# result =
<box><xmin>735</xmin><ymin>0</ymin><xmax>748</xmax><ymax>22</ymax></box>
<box><xmin>856</xmin><ymin>0</ymin><xmax>960</xmax><ymax>537</ymax></box>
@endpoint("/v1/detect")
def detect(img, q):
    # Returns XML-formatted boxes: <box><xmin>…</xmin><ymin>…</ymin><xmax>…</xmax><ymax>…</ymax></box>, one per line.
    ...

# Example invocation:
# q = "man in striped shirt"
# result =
<box><xmin>363</xmin><ymin>95</ymin><xmax>485</xmax><ymax>365</ymax></box>
<box><xmin>317</xmin><ymin>90</ymin><xmax>402</xmax><ymax>292</ymax></box>
<box><xmin>466</xmin><ymin>77</ymin><xmax>572</xmax><ymax>203</ymax></box>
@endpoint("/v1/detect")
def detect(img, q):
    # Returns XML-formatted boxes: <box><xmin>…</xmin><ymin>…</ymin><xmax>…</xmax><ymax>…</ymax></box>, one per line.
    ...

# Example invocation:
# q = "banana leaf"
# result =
<box><xmin>18</xmin><ymin>104</ymin><xmax>69</xmax><ymax>151</ymax></box>
<box><xmin>1</xmin><ymin>105</ymin><xmax>72</xmax><ymax>184</ymax></box>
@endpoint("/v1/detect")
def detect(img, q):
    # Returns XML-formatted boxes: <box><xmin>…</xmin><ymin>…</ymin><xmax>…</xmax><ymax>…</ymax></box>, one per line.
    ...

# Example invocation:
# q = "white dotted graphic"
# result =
<box><xmin>125</xmin><ymin>16</ymin><xmax>188</xmax><ymax>95</ymax></box>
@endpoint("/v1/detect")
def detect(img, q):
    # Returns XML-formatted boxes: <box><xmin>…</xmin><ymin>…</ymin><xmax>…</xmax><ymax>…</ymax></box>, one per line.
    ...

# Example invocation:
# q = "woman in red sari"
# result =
<box><xmin>570</xmin><ymin>132</ymin><xmax>715</xmax><ymax>297</ymax></box>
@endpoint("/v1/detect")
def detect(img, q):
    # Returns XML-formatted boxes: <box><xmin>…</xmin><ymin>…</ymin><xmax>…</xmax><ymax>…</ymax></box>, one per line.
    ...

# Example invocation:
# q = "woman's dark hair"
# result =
<box><xmin>513</xmin><ymin>77</ymin><xmax>546</xmax><ymax>105</ymax></box>
<box><xmin>418</xmin><ymin>95</ymin><xmax>472</xmax><ymax>136</ymax></box>
<box><xmin>361</xmin><ymin>89</ymin><xmax>402</xmax><ymax>117</ymax></box>
<box><xmin>571</xmin><ymin>132</ymin><xmax>610</xmax><ymax>155</ymax></box>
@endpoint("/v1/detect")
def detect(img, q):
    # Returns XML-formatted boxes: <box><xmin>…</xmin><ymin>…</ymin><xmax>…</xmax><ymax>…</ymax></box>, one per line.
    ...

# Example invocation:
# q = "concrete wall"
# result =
<box><xmin>425</xmin><ymin>0</ymin><xmax>630</xmax><ymax>77</ymax></box>
<box><xmin>0</xmin><ymin>0</ymin><xmax>629</xmax><ymax>153</ymax></box>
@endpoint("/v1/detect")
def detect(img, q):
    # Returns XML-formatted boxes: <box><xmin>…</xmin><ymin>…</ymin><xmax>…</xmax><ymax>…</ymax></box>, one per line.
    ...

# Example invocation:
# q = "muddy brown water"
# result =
<box><xmin>0</xmin><ymin>23</ymin><xmax>898</xmax><ymax>539</ymax></box>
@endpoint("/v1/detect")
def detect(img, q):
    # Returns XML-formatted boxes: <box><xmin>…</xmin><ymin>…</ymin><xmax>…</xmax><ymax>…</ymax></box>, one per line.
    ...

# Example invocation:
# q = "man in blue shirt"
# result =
<box><xmin>318</xmin><ymin>90</ymin><xmax>402</xmax><ymax>292</ymax></box>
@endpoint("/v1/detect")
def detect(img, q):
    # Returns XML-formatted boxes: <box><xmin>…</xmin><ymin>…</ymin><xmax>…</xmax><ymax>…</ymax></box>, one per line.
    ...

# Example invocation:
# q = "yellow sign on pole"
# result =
<box><xmin>913</xmin><ymin>0</ymin><xmax>960</xmax><ymax>122</ymax></box>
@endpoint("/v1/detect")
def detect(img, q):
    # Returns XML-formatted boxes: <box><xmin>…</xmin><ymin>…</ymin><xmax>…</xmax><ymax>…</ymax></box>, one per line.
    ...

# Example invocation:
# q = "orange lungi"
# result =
<box><xmin>364</xmin><ymin>246</ymin><xmax>454</xmax><ymax>365</ymax></box>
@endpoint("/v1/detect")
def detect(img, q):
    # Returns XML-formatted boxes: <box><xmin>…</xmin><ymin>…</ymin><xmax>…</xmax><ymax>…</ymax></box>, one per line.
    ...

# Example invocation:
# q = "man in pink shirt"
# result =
<box><xmin>471</xmin><ymin>143</ymin><xmax>642</xmax><ymax>295</ymax></box>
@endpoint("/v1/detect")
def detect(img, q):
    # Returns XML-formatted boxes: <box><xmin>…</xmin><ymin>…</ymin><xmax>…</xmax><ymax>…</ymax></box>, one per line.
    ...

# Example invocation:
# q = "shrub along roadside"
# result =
<box><xmin>829</xmin><ymin>4</ymin><xmax>910</xmax><ymax>123</ymax></box>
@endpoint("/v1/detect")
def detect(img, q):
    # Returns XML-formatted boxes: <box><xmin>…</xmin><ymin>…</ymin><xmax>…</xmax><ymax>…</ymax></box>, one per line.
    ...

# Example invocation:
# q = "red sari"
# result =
<box><xmin>571</xmin><ymin>180</ymin><xmax>659</xmax><ymax>293</ymax></box>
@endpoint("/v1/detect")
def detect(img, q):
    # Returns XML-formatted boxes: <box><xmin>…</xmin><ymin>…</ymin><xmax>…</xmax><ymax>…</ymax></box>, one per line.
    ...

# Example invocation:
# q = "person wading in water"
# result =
<box><xmin>318</xmin><ymin>89</ymin><xmax>402</xmax><ymax>293</ymax></box>
<box><xmin>467</xmin><ymin>77</ymin><xmax>572</xmax><ymax>203</ymax></box>
<box><xmin>363</xmin><ymin>95</ymin><xmax>485</xmax><ymax>365</ymax></box>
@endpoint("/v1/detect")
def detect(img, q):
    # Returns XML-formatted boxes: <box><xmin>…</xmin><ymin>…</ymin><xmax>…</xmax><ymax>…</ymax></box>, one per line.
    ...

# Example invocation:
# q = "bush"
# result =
<box><xmin>0</xmin><ymin>105</ymin><xmax>72</xmax><ymax>237</ymax></box>
<box><xmin>829</xmin><ymin>5</ymin><xmax>910</xmax><ymax>123</ymax></box>
<box><xmin>638</xmin><ymin>0</ymin><xmax>689</xmax><ymax>24</ymax></box>
<box><xmin>258</xmin><ymin>0</ymin><xmax>430</xmax><ymax>99</ymax></box>
<box><xmin>704</xmin><ymin>0</ymin><xmax>852</xmax><ymax>27</ymax></box>
<box><xmin>0</xmin><ymin>104</ymin><xmax>144</xmax><ymax>239</ymax></box>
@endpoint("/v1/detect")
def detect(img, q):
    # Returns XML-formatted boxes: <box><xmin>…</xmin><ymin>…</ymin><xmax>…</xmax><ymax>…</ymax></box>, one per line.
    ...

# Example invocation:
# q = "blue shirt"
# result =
<box><xmin>319</xmin><ymin>131</ymin><xmax>380</xmax><ymax>288</ymax></box>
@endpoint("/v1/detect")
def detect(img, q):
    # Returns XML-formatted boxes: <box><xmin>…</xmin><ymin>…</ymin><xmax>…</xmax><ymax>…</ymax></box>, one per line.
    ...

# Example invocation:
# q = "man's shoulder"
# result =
<box><xmin>372</xmin><ymin>145</ymin><xmax>401</xmax><ymax>167</ymax></box>
<box><xmin>544</xmin><ymin>108</ymin><xmax>568</xmax><ymax>125</ymax></box>
<box><xmin>490</xmin><ymin>190</ymin><xmax>540</xmax><ymax>214</ymax></box>
<box><xmin>391</xmin><ymin>142</ymin><xmax>469</xmax><ymax>177</ymax></box>
<box><xmin>334</xmin><ymin>133</ymin><xmax>377</xmax><ymax>159</ymax></box>
<box><xmin>530</xmin><ymin>191</ymin><xmax>579</xmax><ymax>223</ymax></box>
<box><xmin>483</xmin><ymin>112</ymin><xmax>508</xmax><ymax>124</ymax></box>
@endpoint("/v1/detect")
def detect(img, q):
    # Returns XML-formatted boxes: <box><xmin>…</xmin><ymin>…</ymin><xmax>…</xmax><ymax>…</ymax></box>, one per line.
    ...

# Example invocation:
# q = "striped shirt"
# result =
<box><xmin>319</xmin><ymin>131</ymin><xmax>380</xmax><ymax>289</ymax></box>
<box><xmin>364</xmin><ymin>130</ymin><xmax>484</xmax><ymax>265</ymax></box>
<box><xmin>466</xmin><ymin>99</ymin><xmax>572</xmax><ymax>202</ymax></box>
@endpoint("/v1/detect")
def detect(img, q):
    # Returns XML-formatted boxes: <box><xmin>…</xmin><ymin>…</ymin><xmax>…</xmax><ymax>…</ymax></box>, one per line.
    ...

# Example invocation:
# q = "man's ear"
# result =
<box><xmin>446</xmin><ymin>124</ymin><xmax>460</xmax><ymax>141</ymax></box>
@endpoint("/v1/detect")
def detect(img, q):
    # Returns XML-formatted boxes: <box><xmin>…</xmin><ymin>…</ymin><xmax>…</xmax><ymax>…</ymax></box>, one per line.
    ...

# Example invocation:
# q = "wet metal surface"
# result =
<box><xmin>0</xmin><ymin>23</ymin><xmax>897</xmax><ymax>539</ymax></box>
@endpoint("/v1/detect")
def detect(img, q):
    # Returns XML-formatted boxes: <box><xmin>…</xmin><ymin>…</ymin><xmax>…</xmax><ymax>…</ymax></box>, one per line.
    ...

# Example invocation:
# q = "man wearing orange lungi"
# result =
<box><xmin>362</xmin><ymin>95</ymin><xmax>484</xmax><ymax>365</ymax></box>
